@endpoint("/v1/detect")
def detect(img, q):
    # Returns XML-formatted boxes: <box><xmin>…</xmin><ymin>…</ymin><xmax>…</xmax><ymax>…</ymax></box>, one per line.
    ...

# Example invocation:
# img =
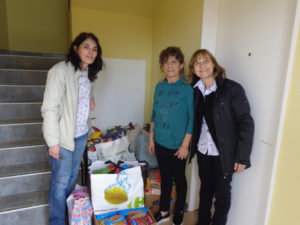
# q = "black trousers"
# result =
<box><xmin>155</xmin><ymin>142</ymin><xmax>187</xmax><ymax>213</ymax></box>
<box><xmin>197</xmin><ymin>152</ymin><xmax>232</xmax><ymax>225</ymax></box>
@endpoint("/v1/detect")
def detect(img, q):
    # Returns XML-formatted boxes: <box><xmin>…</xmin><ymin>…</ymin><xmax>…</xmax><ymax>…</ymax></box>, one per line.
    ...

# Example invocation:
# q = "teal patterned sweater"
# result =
<box><xmin>151</xmin><ymin>77</ymin><xmax>194</xmax><ymax>149</ymax></box>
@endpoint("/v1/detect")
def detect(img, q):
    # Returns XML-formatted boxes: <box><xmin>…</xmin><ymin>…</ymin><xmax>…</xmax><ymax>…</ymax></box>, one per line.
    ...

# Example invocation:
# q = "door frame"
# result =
<box><xmin>197</xmin><ymin>1</ymin><xmax>300</xmax><ymax>224</ymax></box>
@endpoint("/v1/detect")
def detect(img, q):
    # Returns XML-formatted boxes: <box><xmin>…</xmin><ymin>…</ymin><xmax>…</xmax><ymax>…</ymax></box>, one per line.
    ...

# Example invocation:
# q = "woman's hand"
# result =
<box><xmin>174</xmin><ymin>145</ymin><xmax>189</xmax><ymax>160</ymax></box>
<box><xmin>148</xmin><ymin>138</ymin><xmax>155</xmax><ymax>155</ymax></box>
<box><xmin>175</xmin><ymin>133</ymin><xmax>191</xmax><ymax>159</ymax></box>
<box><xmin>90</xmin><ymin>99</ymin><xmax>95</xmax><ymax>111</ymax></box>
<box><xmin>234</xmin><ymin>163</ymin><xmax>246</xmax><ymax>173</ymax></box>
<box><xmin>49</xmin><ymin>145</ymin><xmax>60</xmax><ymax>159</ymax></box>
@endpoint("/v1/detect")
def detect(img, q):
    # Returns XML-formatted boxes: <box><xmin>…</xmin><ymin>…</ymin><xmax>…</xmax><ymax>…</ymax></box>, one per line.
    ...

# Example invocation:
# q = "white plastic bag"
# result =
<box><xmin>95</xmin><ymin>136</ymin><xmax>135</xmax><ymax>161</ymax></box>
<box><xmin>88</xmin><ymin>160</ymin><xmax>139</xmax><ymax>174</ymax></box>
<box><xmin>90</xmin><ymin>166</ymin><xmax>145</xmax><ymax>215</ymax></box>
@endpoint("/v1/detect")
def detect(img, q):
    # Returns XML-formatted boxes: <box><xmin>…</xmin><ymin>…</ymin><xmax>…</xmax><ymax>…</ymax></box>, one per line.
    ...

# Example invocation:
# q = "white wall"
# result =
<box><xmin>197</xmin><ymin>0</ymin><xmax>297</xmax><ymax>224</ymax></box>
<box><xmin>91</xmin><ymin>58</ymin><xmax>146</xmax><ymax>130</ymax></box>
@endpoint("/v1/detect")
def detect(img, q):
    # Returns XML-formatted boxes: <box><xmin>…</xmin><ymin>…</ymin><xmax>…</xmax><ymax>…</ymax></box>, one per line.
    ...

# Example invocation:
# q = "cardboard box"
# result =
<box><xmin>93</xmin><ymin>213</ymin><xmax>98</xmax><ymax>225</ymax></box>
<box><xmin>145</xmin><ymin>184</ymin><xmax>176</xmax><ymax>216</ymax></box>
<box><xmin>93</xmin><ymin>208</ymin><xmax>156</xmax><ymax>225</ymax></box>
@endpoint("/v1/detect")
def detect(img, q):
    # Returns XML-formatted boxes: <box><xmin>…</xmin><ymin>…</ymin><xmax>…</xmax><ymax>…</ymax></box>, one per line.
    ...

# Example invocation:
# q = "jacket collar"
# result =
<box><xmin>192</xmin><ymin>72</ymin><xmax>225</xmax><ymax>89</ymax></box>
<box><xmin>215</xmin><ymin>72</ymin><xmax>224</xmax><ymax>88</ymax></box>
<box><xmin>66</xmin><ymin>61</ymin><xmax>88</xmax><ymax>79</ymax></box>
<box><xmin>194</xmin><ymin>79</ymin><xmax>217</xmax><ymax>96</ymax></box>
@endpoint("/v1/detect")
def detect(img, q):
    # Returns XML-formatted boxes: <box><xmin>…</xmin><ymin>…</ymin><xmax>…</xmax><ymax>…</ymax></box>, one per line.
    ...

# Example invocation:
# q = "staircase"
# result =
<box><xmin>0</xmin><ymin>51</ymin><xmax>65</xmax><ymax>225</ymax></box>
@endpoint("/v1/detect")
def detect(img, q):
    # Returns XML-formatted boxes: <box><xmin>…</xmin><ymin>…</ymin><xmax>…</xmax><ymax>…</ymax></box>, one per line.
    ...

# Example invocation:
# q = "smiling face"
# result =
<box><xmin>162</xmin><ymin>55</ymin><xmax>183</xmax><ymax>80</ymax></box>
<box><xmin>193</xmin><ymin>55</ymin><xmax>215</xmax><ymax>80</ymax></box>
<box><xmin>74</xmin><ymin>38</ymin><xmax>98</xmax><ymax>70</ymax></box>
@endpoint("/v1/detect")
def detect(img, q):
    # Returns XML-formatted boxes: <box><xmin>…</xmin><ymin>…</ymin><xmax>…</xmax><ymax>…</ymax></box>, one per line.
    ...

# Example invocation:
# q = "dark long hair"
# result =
<box><xmin>67</xmin><ymin>32</ymin><xmax>103</xmax><ymax>82</ymax></box>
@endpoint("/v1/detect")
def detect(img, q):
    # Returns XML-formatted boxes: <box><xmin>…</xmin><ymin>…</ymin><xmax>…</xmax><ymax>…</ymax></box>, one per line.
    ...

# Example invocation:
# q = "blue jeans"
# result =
<box><xmin>48</xmin><ymin>132</ymin><xmax>88</xmax><ymax>225</ymax></box>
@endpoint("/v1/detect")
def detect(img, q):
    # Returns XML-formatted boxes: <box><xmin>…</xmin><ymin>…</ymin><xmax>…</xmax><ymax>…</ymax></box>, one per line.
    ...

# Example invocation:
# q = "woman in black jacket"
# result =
<box><xmin>188</xmin><ymin>49</ymin><xmax>254</xmax><ymax>225</ymax></box>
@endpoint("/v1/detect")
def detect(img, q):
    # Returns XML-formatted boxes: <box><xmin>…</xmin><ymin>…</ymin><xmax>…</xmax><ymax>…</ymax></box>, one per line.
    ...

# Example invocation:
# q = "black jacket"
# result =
<box><xmin>190</xmin><ymin>74</ymin><xmax>255</xmax><ymax>177</ymax></box>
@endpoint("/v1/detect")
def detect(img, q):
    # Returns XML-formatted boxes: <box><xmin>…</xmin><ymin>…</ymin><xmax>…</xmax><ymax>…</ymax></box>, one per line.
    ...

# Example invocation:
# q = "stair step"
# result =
<box><xmin>0</xmin><ymin>170</ymin><xmax>82</xmax><ymax>197</ymax></box>
<box><xmin>0</xmin><ymin>204</ymin><xmax>49</xmax><ymax>225</ymax></box>
<box><xmin>0</xmin><ymin>137</ymin><xmax>44</xmax><ymax>149</ymax></box>
<box><xmin>0</xmin><ymin>54</ymin><xmax>64</xmax><ymax>70</ymax></box>
<box><xmin>0</xmin><ymin>122</ymin><xmax>42</xmax><ymax>142</ymax></box>
<box><xmin>0</xmin><ymin>99</ymin><xmax>42</xmax><ymax>103</ymax></box>
<box><xmin>0</xmin><ymin>171</ymin><xmax>51</xmax><ymax>196</ymax></box>
<box><xmin>0</xmin><ymin>118</ymin><xmax>42</xmax><ymax>125</ymax></box>
<box><xmin>0</xmin><ymin>85</ymin><xmax>44</xmax><ymax>100</ymax></box>
<box><xmin>0</xmin><ymin>69</ymin><xmax>47</xmax><ymax>85</ymax></box>
<box><xmin>0</xmin><ymin>161</ymin><xmax>50</xmax><ymax>178</ymax></box>
<box><xmin>0</xmin><ymin>52</ymin><xmax>68</xmax><ymax>223</ymax></box>
<box><xmin>0</xmin><ymin>103</ymin><xmax>42</xmax><ymax>120</ymax></box>
<box><xmin>0</xmin><ymin>190</ymin><xmax>49</xmax><ymax>213</ymax></box>
<box><xmin>0</xmin><ymin>145</ymin><xmax>47</xmax><ymax>167</ymax></box>
<box><xmin>0</xmin><ymin>49</ymin><xmax>65</xmax><ymax>58</ymax></box>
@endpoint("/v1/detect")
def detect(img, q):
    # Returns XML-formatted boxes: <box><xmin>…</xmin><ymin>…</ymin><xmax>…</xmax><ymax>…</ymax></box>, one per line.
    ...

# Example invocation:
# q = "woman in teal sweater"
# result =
<box><xmin>148</xmin><ymin>46</ymin><xmax>194</xmax><ymax>225</ymax></box>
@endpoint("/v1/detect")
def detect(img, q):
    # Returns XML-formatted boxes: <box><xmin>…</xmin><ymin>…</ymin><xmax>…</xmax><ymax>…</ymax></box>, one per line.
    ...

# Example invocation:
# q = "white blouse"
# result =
<box><xmin>194</xmin><ymin>80</ymin><xmax>219</xmax><ymax>156</ymax></box>
<box><xmin>75</xmin><ymin>72</ymin><xmax>90</xmax><ymax>138</ymax></box>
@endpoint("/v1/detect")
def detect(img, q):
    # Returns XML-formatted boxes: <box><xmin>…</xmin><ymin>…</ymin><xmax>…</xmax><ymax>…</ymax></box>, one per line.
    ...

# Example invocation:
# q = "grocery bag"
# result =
<box><xmin>67</xmin><ymin>185</ymin><xmax>93</xmax><ymax>225</ymax></box>
<box><xmin>136</xmin><ymin>134</ymin><xmax>158</xmax><ymax>169</ymax></box>
<box><xmin>90</xmin><ymin>166</ymin><xmax>145</xmax><ymax>215</ymax></box>
<box><xmin>125</xmin><ymin>123</ymin><xmax>142</xmax><ymax>153</ymax></box>
<box><xmin>95</xmin><ymin>136</ymin><xmax>136</xmax><ymax>161</ymax></box>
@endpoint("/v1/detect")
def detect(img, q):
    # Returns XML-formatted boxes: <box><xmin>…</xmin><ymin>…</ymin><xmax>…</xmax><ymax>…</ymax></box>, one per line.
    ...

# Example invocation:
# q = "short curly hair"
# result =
<box><xmin>159</xmin><ymin>46</ymin><xmax>184</xmax><ymax>75</ymax></box>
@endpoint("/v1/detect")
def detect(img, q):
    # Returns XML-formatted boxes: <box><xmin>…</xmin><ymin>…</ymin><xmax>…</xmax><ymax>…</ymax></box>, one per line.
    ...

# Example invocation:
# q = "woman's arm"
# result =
<box><xmin>174</xmin><ymin>133</ymin><xmax>192</xmax><ymax>159</ymax></box>
<box><xmin>148</xmin><ymin>122</ymin><xmax>155</xmax><ymax>155</ymax></box>
<box><xmin>231</xmin><ymin>82</ymin><xmax>254</xmax><ymax>167</ymax></box>
<box><xmin>174</xmin><ymin>86</ymin><xmax>194</xmax><ymax>159</ymax></box>
<box><xmin>90</xmin><ymin>98</ymin><xmax>95</xmax><ymax>110</ymax></box>
<box><xmin>186</xmin><ymin>86</ymin><xmax>194</xmax><ymax>134</ymax></box>
<box><xmin>148</xmin><ymin>84</ymin><xmax>160</xmax><ymax>156</ymax></box>
<box><xmin>41</xmin><ymin>66</ymin><xmax>66</xmax><ymax>159</ymax></box>
<box><xmin>90</xmin><ymin>82</ymin><xmax>95</xmax><ymax>110</ymax></box>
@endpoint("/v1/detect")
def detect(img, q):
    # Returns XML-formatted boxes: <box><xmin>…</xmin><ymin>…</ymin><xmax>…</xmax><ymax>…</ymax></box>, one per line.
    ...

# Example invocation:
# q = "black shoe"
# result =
<box><xmin>172</xmin><ymin>210</ymin><xmax>184</xmax><ymax>225</ymax></box>
<box><xmin>154</xmin><ymin>211</ymin><xmax>170</xmax><ymax>224</ymax></box>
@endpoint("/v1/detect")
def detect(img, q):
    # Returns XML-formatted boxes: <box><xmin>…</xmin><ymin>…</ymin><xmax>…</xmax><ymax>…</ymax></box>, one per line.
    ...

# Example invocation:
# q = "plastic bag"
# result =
<box><xmin>67</xmin><ymin>185</ymin><xmax>93</xmax><ymax>225</ymax></box>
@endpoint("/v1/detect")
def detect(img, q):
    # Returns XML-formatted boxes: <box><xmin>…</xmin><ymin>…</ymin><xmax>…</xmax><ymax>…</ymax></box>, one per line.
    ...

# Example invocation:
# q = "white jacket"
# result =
<box><xmin>41</xmin><ymin>61</ymin><xmax>94</xmax><ymax>151</ymax></box>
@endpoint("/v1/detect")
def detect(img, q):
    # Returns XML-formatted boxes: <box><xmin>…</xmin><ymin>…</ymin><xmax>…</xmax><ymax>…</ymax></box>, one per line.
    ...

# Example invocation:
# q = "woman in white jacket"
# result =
<box><xmin>41</xmin><ymin>32</ymin><xmax>103</xmax><ymax>225</ymax></box>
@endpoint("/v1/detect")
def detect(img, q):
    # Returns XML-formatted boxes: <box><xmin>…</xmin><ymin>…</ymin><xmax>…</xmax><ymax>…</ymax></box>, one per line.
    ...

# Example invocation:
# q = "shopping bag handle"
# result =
<box><xmin>104</xmin><ymin>160</ymin><xmax>125</xmax><ymax>174</ymax></box>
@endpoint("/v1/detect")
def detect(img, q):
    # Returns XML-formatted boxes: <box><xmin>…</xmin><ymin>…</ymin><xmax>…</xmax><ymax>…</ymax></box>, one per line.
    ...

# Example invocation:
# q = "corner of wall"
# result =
<box><xmin>0</xmin><ymin>0</ymin><xmax>9</xmax><ymax>50</ymax></box>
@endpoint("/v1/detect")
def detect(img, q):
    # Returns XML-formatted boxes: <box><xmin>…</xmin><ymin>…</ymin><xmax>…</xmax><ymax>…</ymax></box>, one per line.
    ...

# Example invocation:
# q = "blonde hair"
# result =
<box><xmin>187</xmin><ymin>49</ymin><xmax>226</xmax><ymax>83</ymax></box>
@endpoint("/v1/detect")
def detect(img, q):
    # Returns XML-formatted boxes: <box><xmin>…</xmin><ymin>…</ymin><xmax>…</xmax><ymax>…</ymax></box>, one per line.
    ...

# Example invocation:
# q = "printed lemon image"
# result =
<box><xmin>104</xmin><ymin>187</ymin><xmax>128</xmax><ymax>204</ymax></box>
